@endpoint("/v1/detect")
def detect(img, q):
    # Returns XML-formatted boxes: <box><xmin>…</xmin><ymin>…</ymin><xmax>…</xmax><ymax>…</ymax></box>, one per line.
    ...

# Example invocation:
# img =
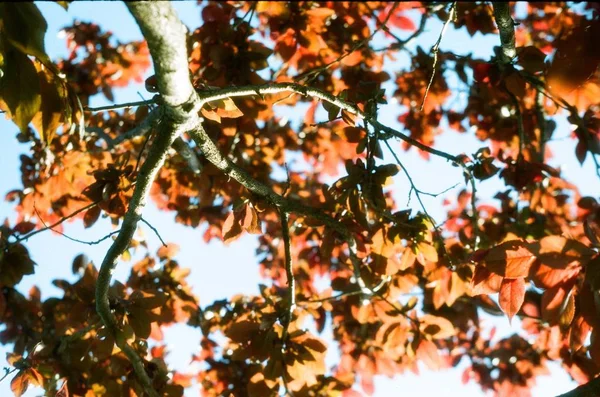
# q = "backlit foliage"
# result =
<box><xmin>0</xmin><ymin>2</ymin><xmax>599</xmax><ymax>396</ymax></box>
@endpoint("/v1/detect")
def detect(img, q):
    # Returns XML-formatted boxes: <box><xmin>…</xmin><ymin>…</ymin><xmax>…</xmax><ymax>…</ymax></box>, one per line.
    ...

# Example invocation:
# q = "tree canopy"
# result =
<box><xmin>0</xmin><ymin>1</ymin><xmax>600</xmax><ymax>396</ymax></box>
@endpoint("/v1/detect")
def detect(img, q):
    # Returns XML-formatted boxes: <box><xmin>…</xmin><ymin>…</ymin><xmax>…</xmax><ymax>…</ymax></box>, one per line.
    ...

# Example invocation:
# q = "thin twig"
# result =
<box><xmin>508</xmin><ymin>91</ymin><xmax>525</xmax><ymax>156</ymax></box>
<box><xmin>282</xmin><ymin>163</ymin><xmax>292</xmax><ymax>197</ymax></box>
<box><xmin>110</xmin><ymin>107</ymin><xmax>162</xmax><ymax>147</ymax></box>
<box><xmin>300</xmin><ymin>290</ymin><xmax>364</xmax><ymax>305</ymax></box>
<box><xmin>33</xmin><ymin>204</ymin><xmax>121</xmax><ymax>245</ymax></box>
<box><xmin>279</xmin><ymin>210</ymin><xmax>295</xmax><ymax>347</ymax></box>
<box><xmin>34</xmin><ymin>205</ymin><xmax>120</xmax><ymax>245</ymax></box>
<box><xmin>534</xmin><ymin>90</ymin><xmax>546</xmax><ymax>163</ymax></box>
<box><xmin>383</xmin><ymin>139</ymin><xmax>453</xmax><ymax>268</ymax></box>
<box><xmin>0</xmin><ymin>368</ymin><xmax>17</xmax><ymax>384</ymax></box>
<box><xmin>420</xmin><ymin>2</ymin><xmax>456</xmax><ymax>111</ymax></box>
<box><xmin>14</xmin><ymin>201</ymin><xmax>100</xmax><ymax>244</ymax></box>
<box><xmin>233</xmin><ymin>2</ymin><xmax>256</xmax><ymax>29</ymax></box>
<box><xmin>297</xmin><ymin>2</ymin><xmax>400</xmax><ymax>84</ymax></box>
<box><xmin>85</xmin><ymin>99</ymin><xmax>155</xmax><ymax>112</ymax></box>
<box><xmin>141</xmin><ymin>217</ymin><xmax>167</xmax><ymax>247</ymax></box>
<box><xmin>370</xmin><ymin>3</ymin><xmax>429</xmax><ymax>52</ymax></box>
<box><xmin>194</xmin><ymin>82</ymin><xmax>461</xmax><ymax>163</ymax></box>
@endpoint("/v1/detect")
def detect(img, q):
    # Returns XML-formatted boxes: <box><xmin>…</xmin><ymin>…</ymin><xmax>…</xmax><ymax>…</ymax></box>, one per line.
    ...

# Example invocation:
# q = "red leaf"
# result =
<box><xmin>504</xmin><ymin>71</ymin><xmax>527</xmax><ymax>99</ymax></box>
<box><xmin>13</xmin><ymin>221</ymin><xmax>36</xmax><ymax>235</ymax></box>
<box><xmin>83</xmin><ymin>205</ymin><xmax>101</xmax><ymax>229</ymax></box>
<box><xmin>499</xmin><ymin>277</ymin><xmax>525</xmax><ymax>322</ymax></box>
<box><xmin>576</xmin><ymin>140</ymin><xmax>588</xmax><ymax>164</ymax></box>
<box><xmin>390</xmin><ymin>14</ymin><xmax>416</xmax><ymax>31</ymax></box>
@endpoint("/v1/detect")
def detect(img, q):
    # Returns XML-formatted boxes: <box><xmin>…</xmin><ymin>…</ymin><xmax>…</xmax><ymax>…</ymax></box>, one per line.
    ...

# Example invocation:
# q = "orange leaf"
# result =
<box><xmin>535</xmin><ymin>235</ymin><xmax>595</xmax><ymax>267</ymax></box>
<box><xmin>477</xmin><ymin>240</ymin><xmax>536</xmax><ymax>278</ymax></box>
<box><xmin>417</xmin><ymin>339</ymin><xmax>441</xmax><ymax>370</ymax></box>
<box><xmin>242</xmin><ymin>205</ymin><xmax>261</xmax><ymax>234</ymax></box>
<box><xmin>157</xmin><ymin>243</ymin><xmax>180</xmax><ymax>260</ymax></box>
<box><xmin>222</xmin><ymin>211</ymin><xmax>243</xmax><ymax>243</ymax></box>
<box><xmin>416</xmin><ymin>242</ymin><xmax>438</xmax><ymax>265</ymax></box>
<box><xmin>499</xmin><ymin>277</ymin><xmax>525</xmax><ymax>322</ymax></box>
<box><xmin>541</xmin><ymin>285</ymin><xmax>574</xmax><ymax>326</ymax></box>
<box><xmin>570</xmin><ymin>315</ymin><xmax>591</xmax><ymax>353</ymax></box>
<box><xmin>11</xmin><ymin>371</ymin><xmax>29</xmax><ymax>397</ymax></box>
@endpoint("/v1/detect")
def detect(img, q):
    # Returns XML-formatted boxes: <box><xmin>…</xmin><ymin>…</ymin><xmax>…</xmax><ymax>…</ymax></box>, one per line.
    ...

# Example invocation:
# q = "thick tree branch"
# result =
<box><xmin>126</xmin><ymin>2</ymin><xmax>195</xmax><ymax>110</ymax></box>
<box><xmin>172</xmin><ymin>136</ymin><xmax>203</xmax><ymax>174</ymax></box>
<box><xmin>95</xmin><ymin>3</ymin><xmax>201</xmax><ymax>396</ymax></box>
<box><xmin>492</xmin><ymin>3</ymin><xmax>517</xmax><ymax>64</ymax></box>
<box><xmin>556</xmin><ymin>375</ymin><xmax>600</xmax><ymax>397</ymax></box>
<box><xmin>95</xmin><ymin>120</ymin><xmax>178</xmax><ymax>397</ymax></box>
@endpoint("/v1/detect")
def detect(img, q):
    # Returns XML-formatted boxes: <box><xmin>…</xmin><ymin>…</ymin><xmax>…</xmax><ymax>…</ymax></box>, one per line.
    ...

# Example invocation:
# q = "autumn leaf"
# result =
<box><xmin>533</xmin><ymin>235</ymin><xmax>595</xmax><ymax>268</ymax></box>
<box><xmin>222</xmin><ymin>210</ymin><xmax>243</xmax><ymax>243</ymax></box>
<box><xmin>541</xmin><ymin>284</ymin><xmax>575</xmax><ymax>327</ymax></box>
<box><xmin>10</xmin><ymin>371</ymin><xmax>29</xmax><ymax>397</ymax></box>
<box><xmin>0</xmin><ymin>50</ymin><xmax>41</xmax><ymax>132</ymax></box>
<box><xmin>471</xmin><ymin>265</ymin><xmax>503</xmax><ymax>295</ymax></box>
<box><xmin>499</xmin><ymin>277</ymin><xmax>525</xmax><ymax>322</ymax></box>
<box><xmin>516</xmin><ymin>46</ymin><xmax>547</xmax><ymax>74</ymax></box>
<box><xmin>32</xmin><ymin>61</ymin><xmax>69</xmax><ymax>144</ymax></box>
<box><xmin>418</xmin><ymin>339</ymin><xmax>441</xmax><ymax>370</ymax></box>
<box><xmin>0</xmin><ymin>3</ymin><xmax>50</xmax><ymax>62</ymax></box>
<box><xmin>474</xmin><ymin>240</ymin><xmax>536</xmax><ymax>279</ymax></box>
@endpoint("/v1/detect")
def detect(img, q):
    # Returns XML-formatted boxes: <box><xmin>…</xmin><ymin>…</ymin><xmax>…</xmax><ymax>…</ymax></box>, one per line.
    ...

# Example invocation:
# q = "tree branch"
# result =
<box><xmin>85</xmin><ymin>98</ymin><xmax>155</xmax><ymax>112</ymax></box>
<box><xmin>421</xmin><ymin>2</ymin><xmax>456</xmax><ymax>111</ymax></box>
<box><xmin>95</xmin><ymin>120</ymin><xmax>179</xmax><ymax>397</ymax></box>
<box><xmin>194</xmin><ymin>83</ymin><xmax>461</xmax><ymax>163</ymax></box>
<box><xmin>172</xmin><ymin>136</ymin><xmax>203</xmax><ymax>174</ymax></box>
<box><xmin>95</xmin><ymin>3</ymin><xmax>201</xmax><ymax>396</ymax></box>
<box><xmin>492</xmin><ymin>3</ymin><xmax>517</xmax><ymax>64</ymax></box>
<box><xmin>557</xmin><ymin>373</ymin><xmax>600</xmax><ymax>396</ymax></box>
<box><xmin>187</xmin><ymin>122</ymin><xmax>371</xmax><ymax>293</ymax></box>
<box><xmin>109</xmin><ymin>107</ymin><xmax>162</xmax><ymax>147</ymax></box>
<box><xmin>279</xmin><ymin>210</ymin><xmax>295</xmax><ymax>347</ymax></box>
<box><xmin>14</xmin><ymin>201</ymin><xmax>99</xmax><ymax>244</ymax></box>
<box><xmin>126</xmin><ymin>2</ymin><xmax>195</xmax><ymax>110</ymax></box>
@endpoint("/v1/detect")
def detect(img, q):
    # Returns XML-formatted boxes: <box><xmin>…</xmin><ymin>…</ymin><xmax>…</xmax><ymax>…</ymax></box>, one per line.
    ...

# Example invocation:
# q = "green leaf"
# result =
<box><xmin>0</xmin><ymin>50</ymin><xmax>41</xmax><ymax>132</ymax></box>
<box><xmin>56</xmin><ymin>1</ymin><xmax>70</xmax><ymax>10</ymax></box>
<box><xmin>0</xmin><ymin>3</ymin><xmax>50</xmax><ymax>63</ymax></box>
<box><xmin>32</xmin><ymin>62</ymin><xmax>68</xmax><ymax>144</ymax></box>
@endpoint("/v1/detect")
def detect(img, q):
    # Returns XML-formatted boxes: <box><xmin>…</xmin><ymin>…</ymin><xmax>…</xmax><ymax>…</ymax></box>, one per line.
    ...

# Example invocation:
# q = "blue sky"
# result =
<box><xmin>0</xmin><ymin>2</ymin><xmax>597</xmax><ymax>396</ymax></box>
